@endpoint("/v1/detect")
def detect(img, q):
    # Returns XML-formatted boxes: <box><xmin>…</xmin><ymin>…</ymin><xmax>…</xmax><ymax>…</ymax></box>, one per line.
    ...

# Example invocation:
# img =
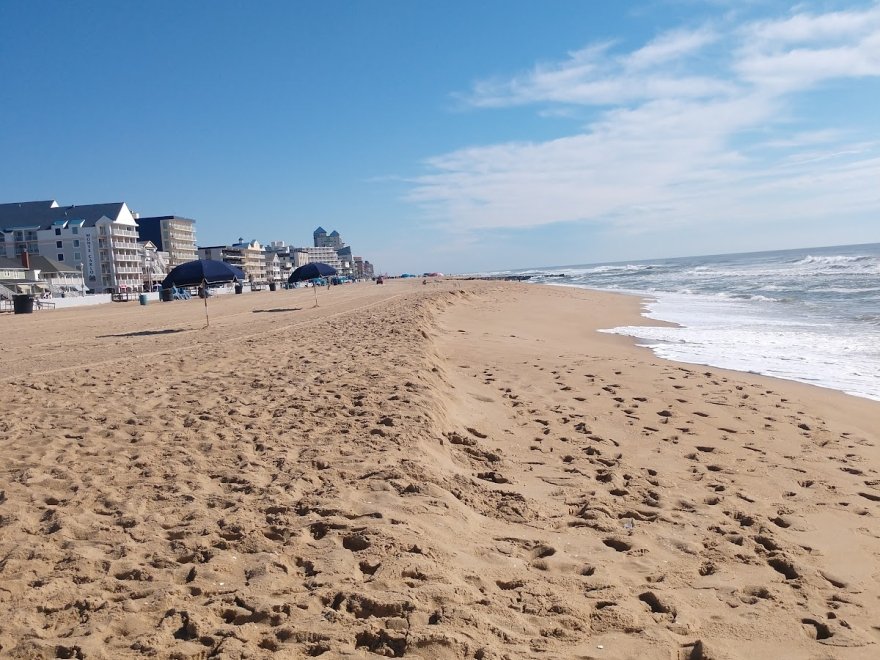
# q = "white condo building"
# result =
<box><xmin>0</xmin><ymin>200</ymin><xmax>146</xmax><ymax>292</ymax></box>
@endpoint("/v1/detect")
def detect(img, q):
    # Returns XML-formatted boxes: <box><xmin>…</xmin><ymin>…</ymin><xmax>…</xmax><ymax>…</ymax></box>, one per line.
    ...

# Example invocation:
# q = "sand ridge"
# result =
<box><xmin>0</xmin><ymin>280</ymin><xmax>878</xmax><ymax>658</ymax></box>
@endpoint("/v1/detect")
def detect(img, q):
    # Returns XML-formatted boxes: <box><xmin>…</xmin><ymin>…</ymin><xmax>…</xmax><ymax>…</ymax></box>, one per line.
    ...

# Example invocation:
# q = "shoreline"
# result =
<box><xmin>534</xmin><ymin>279</ymin><xmax>880</xmax><ymax>404</ymax></box>
<box><xmin>0</xmin><ymin>279</ymin><xmax>878</xmax><ymax>658</ymax></box>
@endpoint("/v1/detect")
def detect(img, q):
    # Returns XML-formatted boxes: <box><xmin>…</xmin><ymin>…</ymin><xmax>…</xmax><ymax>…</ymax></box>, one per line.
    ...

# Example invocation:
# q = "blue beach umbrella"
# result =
<box><xmin>161</xmin><ymin>259</ymin><xmax>244</xmax><ymax>326</ymax></box>
<box><xmin>288</xmin><ymin>262</ymin><xmax>337</xmax><ymax>306</ymax></box>
<box><xmin>162</xmin><ymin>259</ymin><xmax>244</xmax><ymax>288</ymax></box>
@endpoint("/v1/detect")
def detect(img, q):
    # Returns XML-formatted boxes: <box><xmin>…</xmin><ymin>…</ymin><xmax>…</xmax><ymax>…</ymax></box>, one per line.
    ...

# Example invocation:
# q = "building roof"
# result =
<box><xmin>313</xmin><ymin>226</ymin><xmax>326</xmax><ymax>235</ymax></box>
<box><xmin>0</xmin><ymin>200</ymin><xmax>58</xmax><ymax>212</ymax></box>
<box><xmin>0</xmin><ymin>201</ymin><xmax>127</xmax><ymax>231</ymax></box>
<box><xmin>0</xmin><ymin>255</ymin><xmax>79</xmax><ymax>274</ymax></box>
<box><xmin>329</xmin><ymin>230</ymin><xmax>340</xmax><ymax>237</ymax></box>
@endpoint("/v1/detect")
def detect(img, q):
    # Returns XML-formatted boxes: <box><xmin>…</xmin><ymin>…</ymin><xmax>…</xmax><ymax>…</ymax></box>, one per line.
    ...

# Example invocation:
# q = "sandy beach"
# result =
<box><xmin>0</xmin><ymin>279</ymin><xmax>878</xmax><ymax>659</ymax></box>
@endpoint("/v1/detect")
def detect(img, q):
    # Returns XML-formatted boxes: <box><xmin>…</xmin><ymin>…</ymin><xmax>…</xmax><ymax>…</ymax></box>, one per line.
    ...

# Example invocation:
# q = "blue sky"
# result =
<box><xmin>1</xmin><ymin>1</ymin><xmax>879</xmax><ymax>273</ymax></box>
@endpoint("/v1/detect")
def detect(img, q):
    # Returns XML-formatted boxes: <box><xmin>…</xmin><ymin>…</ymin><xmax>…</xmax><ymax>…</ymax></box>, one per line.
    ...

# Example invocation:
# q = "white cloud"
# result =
<box><xmin>624</xmin><ymin>27</ymin><xmax>719</xmax><ymax>70</ymax></box>
<box><xmin>745</xmin><ymin>4</ymin><xmax>880</xmax><ymax>45</ymax></box>
<box><xmin>410</xmin><ymin>3</ymin><xmax>880</xmax><ymax>243</ymax></box>
<box><xmin>734</xmin><ymin>6</ymin><xmax>880</xmax><ymax>89</ymax></box>
<box><xmin>467</xmin><ymin>29</ymin><xmax>733</xmax><ymax>108</ymax></box>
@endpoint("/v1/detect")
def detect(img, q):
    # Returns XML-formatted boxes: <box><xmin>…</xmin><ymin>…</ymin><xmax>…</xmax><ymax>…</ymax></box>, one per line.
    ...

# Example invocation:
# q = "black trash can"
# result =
<box><xmin>13</xmin><ymin>294</ymin><xmax>34</xmax><ymax>314</ymax></box>
<box><xmin>235</xmin><ymin>283</ymin><xmax>243</xmax><ymax>294</ymax></box>
<box><xmin>161</xmin><ymin>288</ymin><xmax>173</xmax><ymax>302</ymax></box>
<box><xmin>269</xmin><ymin>282</ymin><xmax>276</xmax><ymax>291</ymax></box>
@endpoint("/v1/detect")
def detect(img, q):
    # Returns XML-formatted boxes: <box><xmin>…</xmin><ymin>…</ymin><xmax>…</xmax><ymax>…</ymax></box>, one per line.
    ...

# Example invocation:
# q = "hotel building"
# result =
<box><xmin>136</xmin><ymin>215</ymin><xmax>197</xmax><ymax>267</ymax></box>
<box><xmin>0</xmin><ymin>200</ymin><xmax>144</xmax><ymax>292</ymax></box>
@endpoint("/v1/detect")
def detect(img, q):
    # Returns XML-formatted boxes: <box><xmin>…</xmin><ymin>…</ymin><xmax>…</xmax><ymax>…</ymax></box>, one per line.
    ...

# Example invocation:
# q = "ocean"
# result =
<box><xmin>501</xmin><ymin>243</ymin><xmax>880</xmax><ymax>402</ymax></box>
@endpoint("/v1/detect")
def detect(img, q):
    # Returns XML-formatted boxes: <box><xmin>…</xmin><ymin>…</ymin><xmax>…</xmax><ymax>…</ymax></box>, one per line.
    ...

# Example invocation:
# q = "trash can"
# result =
<box><xmin>235</xmin><ymin>283</ymin><xmax>243</xmax><ymax>294</ymax></box>
<box><xmin>269</xmin><ymin>282</ymin><xmax>276</xmax><ymax>291</ymax></box>
<box><xmin>12</xmin><ymin>294</ymin><xmax>34</xmax><ymax>314</ymax></box>
<box><xmin>139</xmin><ymin>293</ymin><xmax>148</xmax><ymax>306</ymax></box>
<box><xmin>161</xmin><ymin>288</ymin><xmax>173</xmax><ymax>302</ymax></box>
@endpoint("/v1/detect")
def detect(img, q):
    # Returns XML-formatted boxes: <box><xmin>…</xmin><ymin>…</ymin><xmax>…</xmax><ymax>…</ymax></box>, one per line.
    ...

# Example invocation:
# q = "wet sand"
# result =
<box><xmin>0</xmin><ymin>280</ymin><xmax>878</xmax><ymax>659</ymax></box>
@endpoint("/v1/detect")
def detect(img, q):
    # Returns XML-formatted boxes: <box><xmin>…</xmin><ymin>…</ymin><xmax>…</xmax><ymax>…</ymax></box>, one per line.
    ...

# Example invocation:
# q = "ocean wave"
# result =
<box><xmin>793</xmin><ymin>254</ymin><xmax>874</xmax><ymax>266</ymax></box>
<box><xmin>579</xmin><ymin>263</ymin><xmax>659</xmax><ymax>275</ymax></box>
<box><xmin>811</xmin><ymin>285</ymin><xmax>880</xmax><ymax>292</ymax></box>
<box><xmin>601</xmin><ymin>323</ymin><xmax>880</xmax><ymax>401</ymax></box>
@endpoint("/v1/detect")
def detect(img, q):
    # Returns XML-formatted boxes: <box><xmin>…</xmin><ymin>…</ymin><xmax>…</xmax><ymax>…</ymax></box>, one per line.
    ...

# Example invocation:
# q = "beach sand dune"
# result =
<box><xmin>0</xmin><ymin>280</ymin><xmax>878</xmax><ymax>658</ymax></box>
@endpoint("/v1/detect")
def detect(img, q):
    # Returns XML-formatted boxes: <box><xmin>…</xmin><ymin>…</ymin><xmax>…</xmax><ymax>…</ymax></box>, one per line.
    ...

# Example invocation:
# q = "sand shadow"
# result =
<box><xmin>97</xmin><ymin>328</ymin><xmax>189</xmax><ymax>338</ymax></box>
<box><xmin>252</xmin><ymin>308</ymin><xmax>303</xmax><ymax>313</ymax></box>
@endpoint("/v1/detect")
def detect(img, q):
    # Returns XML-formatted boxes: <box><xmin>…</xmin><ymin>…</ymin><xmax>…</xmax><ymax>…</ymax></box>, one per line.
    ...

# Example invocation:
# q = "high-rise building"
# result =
<box><xmin>136</xmin><ymin>215</ymin><xmax>197</xmax><ymax>267</ymax></box>
<box><xmin>313</xmin><ymin>226</ymin><xmax>343</xmax><ymax>249</ymax></box>
<box><xmin>313</xmin><ymin>226</ymin><xmax>327</xmax><ymax>247</ymax></box>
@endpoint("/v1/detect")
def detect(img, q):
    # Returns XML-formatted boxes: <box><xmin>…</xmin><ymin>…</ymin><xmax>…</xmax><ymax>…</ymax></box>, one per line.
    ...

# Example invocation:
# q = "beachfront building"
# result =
<box><xmin>197</xmin><ymin>239</ymin><xmax>266</xmax><ymax>284</ymax></box>
<box><xmin>264</xmin><ymin>251</ymin><xmax>281</xmax><ymax>283</ymax></box>
<box><xmin>197</xmin><ymin>244</ymin><xmax>244</xmax><ymax>275</ymax></box>
<box><xmin>136</xmin><ymin>215</ymin><xmax>197</xmax><ymax>267</ymax></box>
<box><xmin>292</xmin><ymin>247</ymin><xmax>311</xmax><ymax>268</ymax></box>
<box><xmin>139</xmin><ymin>241</ymin><xmax>170</xmax><ymax>290</ymax></box>
<box><xmin>0</xmin><ymin>253</ymin><xmax>48</xmax><ymax>298</ymax></box>
<box><xmin>335</xmin><ymin>245</ymin><xmax>354</xmax><ymax>277</ymax></box>
<box><xmin>235</xmin><ymin>240</ymin><xmax>266</xmax><ymax>283</ymax></box>
<box><xmin>294</xmin><ymin>246</ymin><xmax>344</xmax><ymax>272</ymax></box>
<box><xmin>264</xmin><ymin>241</ymin><xmax>295</xmax><ymax>281</ymax></box>
<box><xmin>0</xmin><ymin>252</ymin><xmax>81</xmax><ymax>298</ymax></box>
<box><xmin>353</xmin><ymin>256</ymin><xmax>374</xmax><ymax>279</ymax></box>
<box><xmin>0</xmin><ymin>200</ymin><xmax>144</xmax><ymax>293</ymax></box>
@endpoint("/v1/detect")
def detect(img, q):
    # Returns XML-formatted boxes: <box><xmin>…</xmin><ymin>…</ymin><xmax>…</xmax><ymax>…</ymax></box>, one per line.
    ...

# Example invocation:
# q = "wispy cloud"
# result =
<box><xmin>466</xmin><ymin>28</ymin><xmax>731</xmax><ymax>108</ymax></box>
<box><xmin>410</xmin><ymin>3</ymin><xmax>880</xmax><ymax>239</ymax></box>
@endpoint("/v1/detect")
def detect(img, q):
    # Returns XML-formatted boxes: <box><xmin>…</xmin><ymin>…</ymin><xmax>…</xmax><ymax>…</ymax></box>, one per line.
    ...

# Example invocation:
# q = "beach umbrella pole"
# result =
<box><xmin>203</xmin><ymin>278</ymin><xmax>210</xmax><ymax>327</ymax></box>
<box><xmin>313</xmin><ymin>283</ymin><xmax>319</xmax><ymax>307</ymax></box>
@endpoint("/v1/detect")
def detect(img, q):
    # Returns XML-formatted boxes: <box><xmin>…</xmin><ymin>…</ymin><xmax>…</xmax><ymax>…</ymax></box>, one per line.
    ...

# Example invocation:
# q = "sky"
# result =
<box><xmin>1</xmin><ymin>0</ymin><xmax>879</xmax><ymax>274</ymax></box>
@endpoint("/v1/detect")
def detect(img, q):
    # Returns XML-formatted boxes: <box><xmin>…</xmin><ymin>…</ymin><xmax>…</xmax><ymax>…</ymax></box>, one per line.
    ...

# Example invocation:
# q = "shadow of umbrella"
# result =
<box><xmin>162</xmin><ymin>259</ymin><xmax>245</xmax><ymax>327</ymax></box>
<box><xmin>252</xmin><ymin>307</ymin><xmax>303</xmax><ymax>314</ymax></box>
<box><xmin>288</xmin><ymin>263</ymin><xmax>338</xmax><ymax>307</ymax></box>
<box><xmin>97</xmin><ymin>328</ymin><xmax>189</xmax><ymax>338</ymax></box>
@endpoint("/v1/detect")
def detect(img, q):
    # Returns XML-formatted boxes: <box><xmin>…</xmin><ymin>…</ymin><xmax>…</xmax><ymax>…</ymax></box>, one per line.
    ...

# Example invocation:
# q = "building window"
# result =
<box><xmin>56</xmin><ymin>241</ymin><xmax>63</xmax><ymax>248</ymax></box>
<box><xmin>57</xmin><ymin>253</ymin><xmax>64</xmax><ymax>261</ymax></box>
<box><xmin>73</xmin><ymin>239</ymin><xmax>80</xmax><ymax>247</ymax></box>
<box><xmin>74</xmin><ymin>251</ymin><xmax>81</xmax><ymax>260</ymax></box>
<box><xmin>72</xmin><ymin>227</ymin><xmax>78</xmax><ymax>235</ymax></box>
<box><xmin>55</xmin><ymin>228</ymin><xmax>61</xmax><ymax>236</ymax></box>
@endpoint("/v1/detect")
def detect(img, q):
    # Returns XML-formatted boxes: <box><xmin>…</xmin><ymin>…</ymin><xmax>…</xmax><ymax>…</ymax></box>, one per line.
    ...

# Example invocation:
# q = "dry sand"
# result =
<box><xmin>0</xmin><ymin>280</ymin><xmax>878</xmax><ymax>659</ymax></box>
